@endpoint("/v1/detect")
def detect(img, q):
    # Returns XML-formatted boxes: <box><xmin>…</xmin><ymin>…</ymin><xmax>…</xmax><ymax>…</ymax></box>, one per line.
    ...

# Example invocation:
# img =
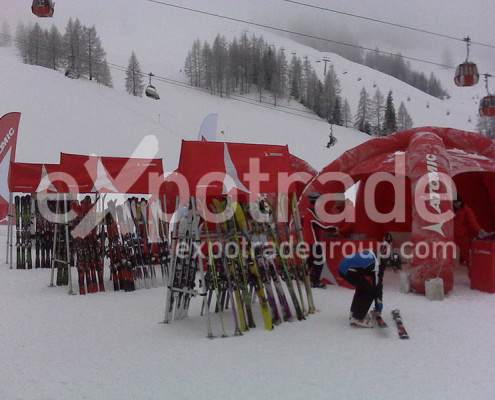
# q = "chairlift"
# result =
<box><xmin>145</xmin><ymin>73</ymin><xmax>160</xmax><ymax>100</ymax></box>
<box><xmin>480</xmin><ymin>74</ymin><xmax>495</xmax><ymax>117</ymax></box>
<box><xmin>32</xmin><ymin>0</ymin><xmax>54</xmax><ymax>18</ymax></box>
<box><xmin>326</xmin><ymin>123</ymin><xmax>337</xmax><ymax>148</ymax></box>
<box><xmin>454</xmin><ymin>37</ymin><xmax>479</xmax><ymax>87</ymax></box>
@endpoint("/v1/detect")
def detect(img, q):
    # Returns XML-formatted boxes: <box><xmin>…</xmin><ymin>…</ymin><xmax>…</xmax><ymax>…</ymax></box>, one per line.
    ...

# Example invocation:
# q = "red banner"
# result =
<box><xmin>0</xmin><ymin>112</ymin><xmax>21</xmax><ymax>222</ymax></box>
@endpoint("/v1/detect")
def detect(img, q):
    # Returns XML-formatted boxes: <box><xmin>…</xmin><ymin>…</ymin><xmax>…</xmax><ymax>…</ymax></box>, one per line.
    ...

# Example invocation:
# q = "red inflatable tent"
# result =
<box><xmin>303</xmin><ymin>127</ymin><xmax>495</xmax><ymax>294</ymax></box>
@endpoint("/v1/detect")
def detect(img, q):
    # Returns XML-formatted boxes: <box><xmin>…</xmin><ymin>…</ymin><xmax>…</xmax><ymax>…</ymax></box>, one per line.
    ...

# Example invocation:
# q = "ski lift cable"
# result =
<box><xmin>144</xmin><ymin>0</ymin><xmax>495</xmax><ymax>71</ymax></box>
<box><xmin>280</xmin><ymin>0</ymin><xmax>495</xmax><ymax>50</ymax></box>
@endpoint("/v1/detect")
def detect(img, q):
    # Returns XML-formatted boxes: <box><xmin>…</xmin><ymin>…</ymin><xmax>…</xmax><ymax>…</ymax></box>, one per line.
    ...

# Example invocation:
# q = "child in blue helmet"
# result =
<box><xmin>338</xmin><ymin>250</ymin><xmax>384</xmax><ymax>328</ymax></box>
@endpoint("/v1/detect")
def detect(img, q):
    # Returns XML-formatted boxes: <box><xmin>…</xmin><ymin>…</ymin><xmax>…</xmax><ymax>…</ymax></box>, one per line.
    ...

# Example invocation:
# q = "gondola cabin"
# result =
<box><xmin>454</xmin><ymin>62</ymin><xmax>480</xmax><ymax>87</ymax></box>
<box><xmin>480</xmin><ymin>96</ymin><xmax>495</xmax><ymax>117</ymax></box>
<box><xmin>32</xmin><ymin>0</ymin><xmax>55</xmax><ymax>18</ymax></box>
<box><xmin>145</xmin><ymin>85</ymin><xmax>160</xmax><ymax>100</ymax></box>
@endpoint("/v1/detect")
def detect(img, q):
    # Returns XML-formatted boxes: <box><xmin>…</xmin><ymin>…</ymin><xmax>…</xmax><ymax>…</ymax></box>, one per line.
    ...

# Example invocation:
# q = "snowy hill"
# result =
<box><xmin>0</xmin><ymin>45</ymin><xmax>369</xmax><ymax>171</ymax></box>
<box><xmin>5</xmin><ymin>0</ymin><xmax>487</xmax><ymax>154</ymax></box>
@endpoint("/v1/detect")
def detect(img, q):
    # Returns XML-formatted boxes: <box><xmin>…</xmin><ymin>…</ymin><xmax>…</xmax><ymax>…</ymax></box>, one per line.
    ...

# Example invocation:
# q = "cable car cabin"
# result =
<box><xmin>145</xmin><ymin>85</ymin><xmax>160</xmax><ymax>100</ymax></box>
<box><xmin>480</xmin><ymin>96</ymin><xmax>495</xmax><ymax>117</ymax></box>
<box><xmin>32</xmin><ymin>0</ymin><xmax>55</xmax><ymax>18</ymax></box>
<box><xmin>454</xmin><ymin>62</ymin><xmax>479</xmax><ymax>87</ymax></box>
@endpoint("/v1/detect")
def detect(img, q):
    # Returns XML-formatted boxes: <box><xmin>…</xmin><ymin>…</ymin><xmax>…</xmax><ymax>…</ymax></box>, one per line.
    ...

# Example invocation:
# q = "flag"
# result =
<box><xmin>0</xmin><ymin>112</ymin><xmax>21</xmax><ymax>223</ymax></box>
<box><xmin>197</xmin><ymin>113</ymin><xmax>218</xmax><ymax>142</ymax></box>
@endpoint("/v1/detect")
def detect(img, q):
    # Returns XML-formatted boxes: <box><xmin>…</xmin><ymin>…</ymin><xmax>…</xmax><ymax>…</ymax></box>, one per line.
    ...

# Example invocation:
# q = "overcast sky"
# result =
<box><xmin>4</xmin><ymin>0</ymin><xmax>495</xmax><ymax>70</ymax></box>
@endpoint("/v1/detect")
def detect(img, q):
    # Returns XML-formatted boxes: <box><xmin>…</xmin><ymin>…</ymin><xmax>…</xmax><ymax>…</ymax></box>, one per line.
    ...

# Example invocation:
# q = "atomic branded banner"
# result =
<box><xmin>0</xmin><ymin>113</ymin><xmax>21</xmax><ymax>223</ymax></box>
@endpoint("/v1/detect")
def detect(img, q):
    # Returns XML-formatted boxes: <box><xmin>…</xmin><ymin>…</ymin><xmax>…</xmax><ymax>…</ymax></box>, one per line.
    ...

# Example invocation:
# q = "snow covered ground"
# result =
<box><xmin>2</xmin><ymin>226</ymin><xmax>495</xmax><ymax>400</ymax></box>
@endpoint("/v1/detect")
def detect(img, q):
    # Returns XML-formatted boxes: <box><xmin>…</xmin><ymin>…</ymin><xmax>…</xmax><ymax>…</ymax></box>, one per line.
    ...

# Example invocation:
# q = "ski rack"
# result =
<box><xmin>162</xmin><ymin>195</ymin><xmax>316</xmax><ymax>339</ymax></box>
<box><xmin>49</xmin><ymin>194</ymin><xmax>75</xmax><ymax>295</ymax></box>
<box><xmin>163</xmin><ymin>197</ymin><xmax>201</xmax><ymax>323</ymax></box>
<box><xmin>5</xmin><ymin>192</ymin><xmax>14</xmax><ymax>269</ymax></box>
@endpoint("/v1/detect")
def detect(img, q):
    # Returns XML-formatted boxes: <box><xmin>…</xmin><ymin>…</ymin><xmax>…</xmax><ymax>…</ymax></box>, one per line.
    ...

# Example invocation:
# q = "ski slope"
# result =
<box><xmin>0</xmin><ymin>46</ymin><xmax>368</xmax><ymax>172</ymax></box>
<box><xmin>6</xmin><ymin>0</ymin><xmax>487</xmax><ymax>137</ymax></box>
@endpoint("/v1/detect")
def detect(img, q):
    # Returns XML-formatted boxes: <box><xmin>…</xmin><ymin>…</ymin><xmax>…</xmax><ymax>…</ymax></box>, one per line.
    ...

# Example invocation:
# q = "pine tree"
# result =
<box><xmin>125</xmin><ymin>51</ymin><xmax>144</xmax><ymax>97</ymax></box>
<box><xmin>271</xmin><ymin>48</ymin><xmax>288</xmax><ymax>106</ymax></box>
<box><xmin>201</xmin><ymin>41</ymin><xmax>212</xmax><ymax>92</ymax></box>
<box><xmin>81</xmin><ymin>26</ymin><xmax>106</xmax><ymax>81</ymax></box>
<box><xmin>383</xmin><ymin>90</ymin><xmax>397</xmax><ymax>135</ymax></box>
<box><xmin>211</xmin><ymin>35</ymin><xmax>229</xmax><ymax>96</ymax></box>
<box><xmin>191</xmin><ymin>39</ymin><xmax>203</xmax><ymax>87</ymax></box>
<box><xmin>320</xmin><ymin>66</ymin><xmax>339</xmax><ymax>120</ymax></box>
<box><xmin>27</xmin><ymin>23</ymin><xmax>44</xmax><ymax>66</ymax></box>
<box><xmin>97</xmin><ymin>60</ymin><xmax>113</xmax><ymax>87</ymax></box>
<box><xmin>63</xmin><ymin>18</ymin><xmax>85</xmax><ymax>75</ymax></box>
<box><xmin>15</xmin><ymin>22</ymin><xmax>29</xmax><ymax>63</ymax></box>
<box><xmin>46</xmin><ymin>25</ymin><xmax>63</xmax><ymax>70</ymax></box>
<box><xmin>301</xmin><ymin>56</ymin><xmax>313</xmax><ymax>106</ymax></box>
<box><xmin>342</xmin><ymin>98</ymin><xmax>352</xmax><ymax>128</ymax></box>
<box><xmin>184</xmin><ymin>50</ymin><xmax>194</xmax><ymax>86</ymax></box>
<box><xmin>331</xmin><ymin>96</ymin><xmax>343</xmax><ymax>125</ymax></box>
<box><xmin>289</xmin><ymin>54</ymin><xmax>302</xmax><ymax>100</ymax></box>
<box><xmin>371</xmin><ymin>88</ymin><xmax>385</xmax><ymax>135</ymax></box>
<box><xmin>0</xmin><ymin>21</ymin><xmax>12</xmax><ymax>47</ymax></box>
<box><xmin>397</xmin><ymin>102</ymin><xmax>414</xmax><ymax>131</ymax></box>
<box><xmin>354</xmin><ymin>87</ymin><xmax>372</xmax><ymax>134</ymax></box>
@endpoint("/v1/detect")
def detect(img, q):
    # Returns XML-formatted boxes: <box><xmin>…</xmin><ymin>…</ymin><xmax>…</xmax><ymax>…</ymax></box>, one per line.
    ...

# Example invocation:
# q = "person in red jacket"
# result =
<box><xmin>454</xmin><ymin>197</ymin><xmax>485</xmax><ymax>264</ymax></box>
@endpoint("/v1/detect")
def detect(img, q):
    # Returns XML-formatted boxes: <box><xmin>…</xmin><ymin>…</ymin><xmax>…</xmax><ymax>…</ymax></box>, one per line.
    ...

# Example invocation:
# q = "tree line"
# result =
<box><xmin>183</xmin><ymin>33</ymin><xmax>352</xmax><ymax>126</ymax></box>
<box><xmin>183</xmin><ymin>33</ymin><xmax>415</xmax><ymax>135</ymax></box>
<box><xmin>11</xmin><ymin>18</ymin><xmax>112</xmax><ymax>87</ymax></box>
<box><xmin>355</xmin><ymin>87</ymin><xmax>413</xmax><ymax>136</ymax></box>
<box><xmin>364</xmin><ymin>49</ymin><xmax>448</xmax><ymax>99</ymax></box>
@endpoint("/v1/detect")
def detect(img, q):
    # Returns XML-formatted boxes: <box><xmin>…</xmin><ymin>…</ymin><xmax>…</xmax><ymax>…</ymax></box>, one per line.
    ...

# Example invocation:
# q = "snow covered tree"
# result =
<box><xmin>331</xmin><ymin>96</ymin><xmax>343</xmax><ymax>126</ymax></box>
<box><xmin>289</xmin><ymin>54</ymin><xmax>302</xmax><ymax>100</ymax></box>
<box><xmin>342</xmin><ymin>98</ymin><xmax>352</xmax><ymax>128</ymax></box>
<box><xmin>125</xmin><ymin>51</ymin><xmax>144</xmax><ymax>97</ymax></box>
<box><xmin>201</xmin><ymin>41</ymin><xmax>213</xmax><ymax>92</ymax></box>
<box><xmin>81</xmin><ymin>26</ymin><xmax>106</xmax><ymax>81</ymax></box>
<box><xmin>371</xmin><ymin>88</ymin><xmax>385</xmax><ymax>136</ymax></box>
<box><xmin>320</xmin><ymin>65</ymin><xmax>340</xmax><ymax>120</ymax></box>
<box><xmin>271</xmin><ymin>48</ymin><xmax>288</xmax><ymax>106</ymax></box>
<box><xmin>15</xmin><ymin>22</ymin><xmax>29</xmax><ymax>63</ymax></box>
<box><xmin>301</xmin><ymin>56</ymin><xmax>313</xmax><ymax>106</ymax></box>
<box><xmin>397</xmin><ymin>102</ymin><xmax>414</xmax><ymax>131</ymax></box>
<box><xmin>27</xmin><ymin>23</ymin><xmax>44</xmax><ymax>66</ymax></box>
<box><xmin>96</xmin><ymin>60</ymin><xmax>113</xmax><ymax>87</ymax></box>
<box><xmin>383</xmin><ymin>91</ymin><xmax>397</xmax><ymax>135</ymax></box>
<box><xmin>184</xmin><ymin>39</ymin><xmax>203</xmax><ymax>87</ymax></box>
<box><xmin>354</xmin><ymin>87</ymin><xmax>372</xmax><ymax>134</ymax></box>
<box><xmin>211</xmin><ymin>35</ymin><xmax>229</xmax><ymax>96</ymax></box>
<box><xmin>63</xmin><ymin>18</ymin><xmax>85</xmax><ymax>75</ymax></box>
<box><xmin>0</xmin><ymin>21</ymin><xmax>12</xmax><ymax>47</ymax></box>
<box><xmin>46</xmin><ymin>25</ymin><xmax>63</xmax><ymax>70</ymax></box>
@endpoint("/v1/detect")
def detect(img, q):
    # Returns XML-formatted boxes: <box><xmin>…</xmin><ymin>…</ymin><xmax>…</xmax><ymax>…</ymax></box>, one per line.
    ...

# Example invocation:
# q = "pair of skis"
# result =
<box><xmin>373</xmin><ymin>310</ymin><xmax>409</xmax><ymax>339</ymax></box>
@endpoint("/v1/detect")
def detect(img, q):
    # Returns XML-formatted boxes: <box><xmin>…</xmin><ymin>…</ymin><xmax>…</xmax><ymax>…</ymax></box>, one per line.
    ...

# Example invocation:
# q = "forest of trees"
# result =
<box><xmin>184</xmin><ymin>34</ymin><xmax>416</xmax><ymax>136</ymax></box>
<box><xmin>12</xmin><ymin>18</ymin><xmax>112</xmax><ymax>87</ymax></box>
<box><xmin>354</xmin><ymin>88</ymin><xmax>413</xmax><ymax>135</ymax></box>
<box><xmin>184</xmin><ymin>33</ymin><xmax>348</xmax><ymax>125</ymax></box>
<box><xmin>364</xmin><ymin>49</ymin><xmax>449</xmax><ymax>99</ymax></box>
